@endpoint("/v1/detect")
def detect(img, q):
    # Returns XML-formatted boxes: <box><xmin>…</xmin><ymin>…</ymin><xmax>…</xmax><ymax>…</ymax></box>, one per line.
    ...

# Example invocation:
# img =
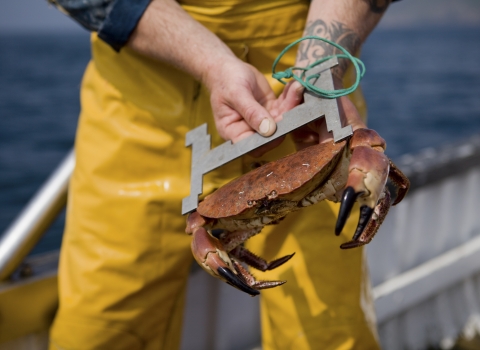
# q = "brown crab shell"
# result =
<box><xmin>197</xmin><ymin>139</ymin><xmax>347</xmax><ymax>220</ymax></box>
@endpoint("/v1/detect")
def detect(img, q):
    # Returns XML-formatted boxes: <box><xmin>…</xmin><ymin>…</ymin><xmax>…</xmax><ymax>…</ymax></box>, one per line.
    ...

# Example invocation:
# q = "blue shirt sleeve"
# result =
<box><xmin>97</xmin><ymin>0</ymin><xmax>151</xmax><ymax>52</ymax></box>
<box><xmin>47</xmin><ymin>0</ymin><xmax>150</xmax><ymax>52</ymax></box>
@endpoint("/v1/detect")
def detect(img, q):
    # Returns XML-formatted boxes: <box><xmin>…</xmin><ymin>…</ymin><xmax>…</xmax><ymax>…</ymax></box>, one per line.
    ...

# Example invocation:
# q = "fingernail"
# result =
<box><xmin>259</xmin><ymin>119</ymin><xmax>271</xmax><ymax>135</ymax></box>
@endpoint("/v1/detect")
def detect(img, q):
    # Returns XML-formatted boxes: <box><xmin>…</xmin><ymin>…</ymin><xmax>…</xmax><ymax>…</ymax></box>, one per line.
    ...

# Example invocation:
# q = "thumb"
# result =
<box><xmin>232</xmin><ymin>89</ymin><xmax>277</xmax><ymax>138</ymax></box>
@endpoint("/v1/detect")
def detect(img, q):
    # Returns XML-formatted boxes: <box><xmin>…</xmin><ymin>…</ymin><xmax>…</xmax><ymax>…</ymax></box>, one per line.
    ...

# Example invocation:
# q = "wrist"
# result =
<box><xmin>201</xmin><ymin>54</ymin><xmax>241</xmax><ymax>91</ymax></box>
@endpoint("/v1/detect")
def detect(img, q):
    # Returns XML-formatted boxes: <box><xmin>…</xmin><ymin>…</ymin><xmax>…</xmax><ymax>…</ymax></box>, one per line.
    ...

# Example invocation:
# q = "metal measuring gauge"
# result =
<box><xmin>181</xmin><ymin>57</ymin><xmax>352</xmax><ymax>215</ymax></box>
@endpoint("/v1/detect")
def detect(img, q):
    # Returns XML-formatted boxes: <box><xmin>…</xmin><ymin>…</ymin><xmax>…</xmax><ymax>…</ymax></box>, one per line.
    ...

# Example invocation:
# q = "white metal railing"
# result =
<box><xmin>373</xmin><ymin>233</ymin><xmax>480</xmax><ymax>323</ymax></box>
<box><xmin>0</xmin><ymin>151</ymin><xmax>74</xmax><ymax>281</ymax></box>
<box><xmin>366</xmin><ymin>133</ymin><xmax>480</xmax><ymax>349</ymax></box>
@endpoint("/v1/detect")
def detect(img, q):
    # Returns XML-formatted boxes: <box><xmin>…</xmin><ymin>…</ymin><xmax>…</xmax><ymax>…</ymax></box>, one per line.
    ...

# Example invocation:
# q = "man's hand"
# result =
<box><xmin>204</xmin><ymin>57</ymin><xmax>304</xmax><ymax>148</ymax></box>
<box><xmin>205</xmin><ymin>58</ymin><xmax>276</xmax><ymax>142</ymax></box>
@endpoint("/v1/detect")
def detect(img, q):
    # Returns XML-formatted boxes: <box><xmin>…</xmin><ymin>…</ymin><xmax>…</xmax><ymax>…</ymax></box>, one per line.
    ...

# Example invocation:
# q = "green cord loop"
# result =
<box><xmin>272</xmin><ymin>36</ymin><xmax>366</xmax><ymax>99</ymax></box>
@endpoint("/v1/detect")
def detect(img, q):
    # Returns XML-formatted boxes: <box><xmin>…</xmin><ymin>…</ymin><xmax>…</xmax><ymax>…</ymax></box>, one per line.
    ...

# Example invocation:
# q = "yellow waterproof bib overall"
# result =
<box><xmin>50</xmin><ymin>1</ymin><xmax>379</xmax><ymax>349</ymax></box>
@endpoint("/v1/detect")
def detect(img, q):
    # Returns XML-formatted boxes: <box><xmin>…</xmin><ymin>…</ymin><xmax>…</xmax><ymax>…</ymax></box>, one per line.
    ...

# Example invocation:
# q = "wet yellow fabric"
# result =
<box><xmin>50</xmin><ymin>0</ymin><xmax>378</xmax><ymax>349</ymax></box>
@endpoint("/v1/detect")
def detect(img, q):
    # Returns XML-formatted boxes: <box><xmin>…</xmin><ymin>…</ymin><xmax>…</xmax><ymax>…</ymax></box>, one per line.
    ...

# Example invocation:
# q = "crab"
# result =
<box><xmin>185</xmin><ymin>128</ymin><xmax>410</xmax><ymax>296</ymax></box>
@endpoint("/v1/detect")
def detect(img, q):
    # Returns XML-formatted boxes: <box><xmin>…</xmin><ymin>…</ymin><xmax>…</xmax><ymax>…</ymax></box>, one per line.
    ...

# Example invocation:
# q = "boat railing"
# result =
<box><xmin>0</xmin><ymin>150</ymin><xmax>74</xmax><ymax>281</ymax></box>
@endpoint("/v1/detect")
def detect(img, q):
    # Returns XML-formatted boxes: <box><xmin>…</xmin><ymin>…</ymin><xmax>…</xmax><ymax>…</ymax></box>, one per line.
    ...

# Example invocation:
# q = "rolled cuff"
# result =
<box><xmin>98</xmin><ymin>0</ymin><xmax>151</xmax><ymax>52</ymax></box>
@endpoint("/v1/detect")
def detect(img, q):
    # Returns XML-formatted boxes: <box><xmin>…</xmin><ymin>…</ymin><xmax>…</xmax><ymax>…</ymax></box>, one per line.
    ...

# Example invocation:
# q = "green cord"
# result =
<box><xmin>272</xmin><ymin>36</ymin><xmax>365</xmax><ymax>99</ymax></box>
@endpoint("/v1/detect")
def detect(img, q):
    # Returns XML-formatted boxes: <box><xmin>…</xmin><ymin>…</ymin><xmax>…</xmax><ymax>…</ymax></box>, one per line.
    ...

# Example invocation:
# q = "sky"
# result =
<box><xmin>0</xmin><ymin>0</ymin><xmax>479</xmax><ymax>34</ymax></box>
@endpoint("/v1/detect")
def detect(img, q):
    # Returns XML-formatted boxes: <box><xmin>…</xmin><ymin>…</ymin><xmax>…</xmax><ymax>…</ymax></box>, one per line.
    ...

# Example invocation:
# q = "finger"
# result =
<box><xmin>307</xmin><ymin>118</ymin><xmax>333</xmax><ymax>144</ymax></box>
<box><xmin>248</xmin><ymin>82</ymin><xmax>303</xmax><ymax>156</ymax></box>
<box><xmin>231</xmin><ymin>89</ymin><xmax>277</xmax><ymax>139</ymax></box>
<box><xmin>279</xmin><ymin>81</ymin><xmax>304</xmax><ymax>111</ymax></box>
<box><xmin>269</xmin><ymin>81</ymin><xmax>304</xmax><ymax>120</ymax></box>
<box><xmin>219</xmin><ymin>116</ymin><xmax>257</xmax><ymax>142</ymax></box>
<box><xmin>291</xmin><ymin>126</ymin><xmax>319</xmax><ymax>151</ymax></box>
<box><xmin>337</xmin><ymin>96</ymin><xmax>366</xmax><ymax>130</ymax></box>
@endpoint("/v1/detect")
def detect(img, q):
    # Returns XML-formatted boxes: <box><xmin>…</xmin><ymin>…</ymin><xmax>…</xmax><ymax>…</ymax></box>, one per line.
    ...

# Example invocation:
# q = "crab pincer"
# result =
<box><xmin>335</xmin><ymin>129</ymin><xmax>410</xmax><ymax>248</ymax></box>
<box><xmin>186</xmin><ymin>211</ymin><xmax>292</xmax><ymax>296</ymax></box>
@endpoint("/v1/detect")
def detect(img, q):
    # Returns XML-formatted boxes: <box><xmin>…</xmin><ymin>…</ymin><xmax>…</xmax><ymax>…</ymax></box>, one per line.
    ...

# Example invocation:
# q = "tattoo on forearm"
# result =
<box><xmin>297</xmin><ymin>20</ymin><xmax>361</xmax><ymax>78</ymax></box>
<box><xmin>366</xmin><ymin>0</ymin><xmax>391</xmax><ymax>13</ymax></box>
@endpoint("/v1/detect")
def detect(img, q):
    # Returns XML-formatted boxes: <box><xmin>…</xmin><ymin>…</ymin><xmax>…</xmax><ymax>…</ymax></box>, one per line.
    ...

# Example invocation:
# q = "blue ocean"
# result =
<box><xmin>1</xmin><ymin>26</ymin><xmax>480</xmax><ymax>255</ymax></box>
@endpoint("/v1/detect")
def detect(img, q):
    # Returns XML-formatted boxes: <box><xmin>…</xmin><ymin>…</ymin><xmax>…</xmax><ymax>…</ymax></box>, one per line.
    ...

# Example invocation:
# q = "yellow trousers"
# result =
<box><xmin>50</xmin><ymin>1</ymin><xmax>379</xmax><ymax>349</ymax></box>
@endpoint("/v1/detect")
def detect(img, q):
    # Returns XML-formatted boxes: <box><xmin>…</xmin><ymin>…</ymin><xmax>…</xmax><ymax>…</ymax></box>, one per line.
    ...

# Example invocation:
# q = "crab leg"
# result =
<box><xmin>230</xmin><ymin>246</ymin><xmax>295</xmax><ymax>271</ymax></box>
<box><xmin>215</xmin><ymin>227</ymin><xmax>294</xmax><ymax>271</ymax></box>
<box><xmin>388</xmin><ymin>160</ymin><xmax>410</xmax><ymax>205</ymax></box>
<box><xmin>232</xmin><ymin>260</ymin><xmax>286</xmax><ymax>290</ymax></box>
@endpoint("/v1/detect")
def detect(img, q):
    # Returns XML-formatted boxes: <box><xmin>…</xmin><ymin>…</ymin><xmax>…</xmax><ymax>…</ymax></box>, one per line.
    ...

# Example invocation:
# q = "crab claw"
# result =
<box><xmin>335</xmin><ymin>129</ymin><xmax>390</xmax><ymax>243</ymax></box>
<box><xmin>335</xmin><ymin>186</ymin><xmax>362</xmax><ymax>235</ymax></box>
<box><xmin>190</xmin><ymin>225</ymin><xmax>260</xmax><ymax>296</ymax></box>
<box><xmin>340</xmin><ymin>189</ymin><xmax>391</xmax><ymax>249</ymax></box>
<box><xmin>187</xmin><ymin>211</ymin><xmax>290</xmax><ymax>296</ymax></box>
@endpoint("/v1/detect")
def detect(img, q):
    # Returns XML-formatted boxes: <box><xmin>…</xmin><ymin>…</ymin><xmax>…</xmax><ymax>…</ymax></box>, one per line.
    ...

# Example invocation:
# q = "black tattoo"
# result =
<box><xmin>366</xmin><ymin>0</ymin><xmax>391</xmax><ymax>13</ymax></box>
<box><xmin>297</xmin><ymin>20</ymin><xmax>361</xmax><ymax>78</ymax></box>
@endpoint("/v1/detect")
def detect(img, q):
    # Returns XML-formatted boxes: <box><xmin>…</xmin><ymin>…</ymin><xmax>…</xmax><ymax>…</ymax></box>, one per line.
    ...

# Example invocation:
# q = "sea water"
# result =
<box><xmin>1</xmin><ymin>26</ymin><xmax>479</xmax><ymax>254</ymax></box>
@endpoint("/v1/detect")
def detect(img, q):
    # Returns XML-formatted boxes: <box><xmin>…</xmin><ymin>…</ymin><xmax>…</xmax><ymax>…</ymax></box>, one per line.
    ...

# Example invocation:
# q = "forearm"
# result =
<box><xmin>297</xmin><ymin>0</ymin><xmax>391</xmax><ymax>78</ymax></box>
<box><xmin>127</xmin><ymin>0</ymin><xmax>236</xmax><ymax>88</ymax></box>
<box><xmin>128</xmin><ymin>0</ymin><xmax>284</xmax><ymax>140</ymax></box>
